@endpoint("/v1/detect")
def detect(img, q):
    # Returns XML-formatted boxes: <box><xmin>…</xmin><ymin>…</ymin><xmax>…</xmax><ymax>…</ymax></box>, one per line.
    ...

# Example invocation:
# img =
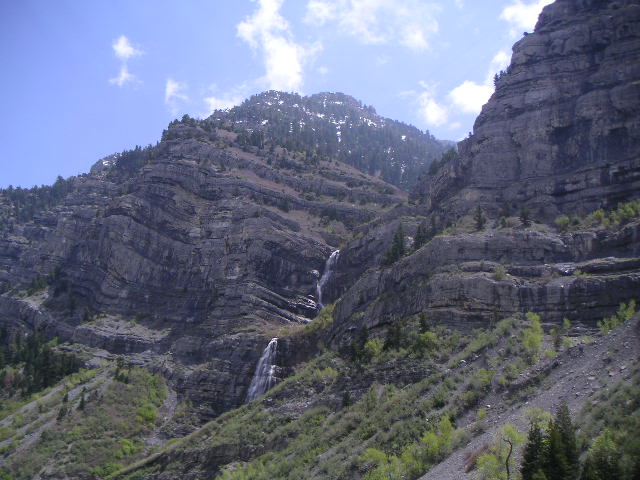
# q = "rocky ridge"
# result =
<box><xmin>0</xmin><ymin>111</ymin><xmax>406</xmax><ymax>421</ymax></box>
<box><xmin>411</xmin><ymin>0</ymin><xmax>640</xmax><ymax>222</ymax></box>
<box><xmin>0</xmin><ymin>0</ymin><xmax>639</xmax><ymax>477</ymax></box>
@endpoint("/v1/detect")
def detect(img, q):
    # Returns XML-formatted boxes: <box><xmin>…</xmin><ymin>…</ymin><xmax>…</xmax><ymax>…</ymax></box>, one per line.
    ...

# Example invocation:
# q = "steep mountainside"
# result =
<box><xmin>0</xmin><ymin>0</ymin><xmax>639</xmax><ymax>478</ymax></box>
<box><xmin>211</xmin><ymin>91</ymin><xmax>451</xmax><ymax>190</ymax></box>
<box><xmin>0</xmin><ymin>112</ymin><xmax>406</xmax><ymax>422</ymax></box>
<box><xmin>326</xmin><ymin>0</ymin><xmax>640</xmax><ymax>338</ymax></box>
<box><xmin>411</xmin><ymin>0</ymin><xmax>640</xmax><ymax>222</ymax></box>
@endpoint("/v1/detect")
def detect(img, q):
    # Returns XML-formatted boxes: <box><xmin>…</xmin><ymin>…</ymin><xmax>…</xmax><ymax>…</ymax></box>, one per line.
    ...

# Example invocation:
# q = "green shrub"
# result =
<box><xmin>412</xmin><ymin>331</ymin><xmax>438</xmax><ymax>356</ymax></box>
<box><xmin>304</xmin><ymin>304</ymin><xmax>334</xmax><ymax>334</ymax></box>
<box><xmin>308</xmin><ymin>366</ymin><xmax>339</xmax><ymax>386</ymax></box>
<box><xmin>493</xmin><ymin>265</ymin><xmax>507</xmax><ymax>281</ymax></box>
<box><xmin>598</xmin><ymin>300</ymin><xmax>636</xmax><ymax>333</ymax></box>
<box><xmin>522</xmin><ymin>312</ymin><xmax>543</xmax><ymax>364</ymax></box>
<box><xmin>475</xmin><ymin>369</ymin><xmax>495</xmax><ymax>391</ymax></box>
<box><xmin>554</xmin><ymin>215</ymin><xmax>571</xmax><ymax>232</ymax></box>
<box><xmin>0</xmin><ymin>425</ymin><xmax>16</xmax><ymax>442</ymax></box>
<box><xmin>363</xmin><ymin>338</ymin><xmax>385</xmax><ymax>362</ymax></box>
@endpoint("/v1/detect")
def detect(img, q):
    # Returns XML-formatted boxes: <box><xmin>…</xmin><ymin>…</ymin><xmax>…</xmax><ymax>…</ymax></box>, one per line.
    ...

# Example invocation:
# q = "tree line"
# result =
<box><xmin>0</xmin><ymin>328</ymin><xmax>81</xmax><ymax>397</ymax></box>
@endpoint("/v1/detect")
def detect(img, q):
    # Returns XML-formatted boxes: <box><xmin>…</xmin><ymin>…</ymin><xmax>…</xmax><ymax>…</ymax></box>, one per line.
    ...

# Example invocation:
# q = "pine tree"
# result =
<box><xmin>580</xmin><ymin>430</ymin><xmax>622</xmax><ymax>480</ymax></box>
<box><xmin>554</xmin><ymin>401</ymin><xmax>579</xmax><ymax>478</ymax></box>
<box><xmin>544</xmin><ymin>421</ymin><xmax>570</xmax><ymax>480</ymax></box>
<box><xmin>382</xmin><ymin>224</ymin><xmax>405</xmax><ymax>266</ymax></box>
<box><xmin>414</xmin><ymin>222</ymin><xmax>428</xmax><ymax>250</ymax></box>
<box><xmin>56</xmin><ymin>406</ymin><xmax>67</xmax><ymax>422</ymax></box>
<box><xmin>522</xmin><ymin>422</ymin><xmax>547</xmax><ymax>480</ymax></box>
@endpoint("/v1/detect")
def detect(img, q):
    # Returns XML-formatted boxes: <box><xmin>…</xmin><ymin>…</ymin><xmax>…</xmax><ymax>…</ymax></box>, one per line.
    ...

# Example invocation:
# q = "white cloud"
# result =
<box><xmin>204</xmin><ymin>95</ymin><xmax>244</xmax><ymax>112</ymax></box>
<box><xmin>449</xmin><ymin>81</ymin><xmax>493</xmax><ymax>114</ymax></box>
<box><xmin>416</xmin><ymin>86</ymin><xmax>448</xmax><ymax>127</ymax></box>
<box><xmin>109</xmin><ymin>65</ymin><xmax>135</xmax><ymax>87</ymax></box>
<box><xmin>447</xmin><ymin>49</ymin><xmax>510</xmax><ymax>115</ymax></box>
<box><xmin>305</xmin><ymin>0</ymin><xmax>337</xmax><ymax>25</ymax></box>
<box><xmin>500</xmin><ymin>0</ymin><xmax>553</xmax><ymax>37</ymax></box>
<box><xmin>164</xmin><ymin>78</ymin><xmax>189</xmax><ymax>115</ymax></box>
<box><xmin>237</xmin><ymin>0</ymin><xmax>320</xmax><ymax>92</ymax></box>
<box><xmin>490</xmin><ymin>50</ymin><xmax>510</xmax><ymax>74</ymax></box>
<box><xmin>109</xmin><ymin>35</ymin><xmax>143</xmax><ymax>87</ymax></box>
<box><xmin>400</xmin><ymin>24</ymin><xmax>430</xmax><ymax>50</ymax></box>
<box><xmin>112</xmin><ymin>35</ymin><xmax>143</xmax><ymax>60</ymax></box>
<box><xmin>203</xmin><ymin>83</ymin><xmax>250</xmax><ymax>115</ymax></box>
<box><xmin>304</xmin><ymin>0</ymin><xmax>439</xmax><ymax>51</ymax></box>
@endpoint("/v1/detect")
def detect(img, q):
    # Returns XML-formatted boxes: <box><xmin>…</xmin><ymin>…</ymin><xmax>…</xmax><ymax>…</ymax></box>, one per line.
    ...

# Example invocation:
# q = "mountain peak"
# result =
<box><xmin>207</xmin><ymin>90</ymin><xmax>450</xmax><ymax>190</ymax></box>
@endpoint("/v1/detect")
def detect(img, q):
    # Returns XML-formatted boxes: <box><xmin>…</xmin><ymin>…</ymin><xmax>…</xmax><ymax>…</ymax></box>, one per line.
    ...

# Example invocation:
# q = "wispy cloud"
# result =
<box><xmin>304</xmin><ymin>0</ymin><xmax>439</xmax><ymax>51</ymax></box>
<box><xmin>500</xmin><ymin>0</ymin><xmax>553</xmax><ymax>37</ymax></box>
<box><xmin>109</xmin><ymin>35</ymin><xmax>143</xmax><ymax>87</ymax></box>
<box><xmin>112</xmin><ymin>35</ymin><xmax>143</xmax><ymax>61</ymax></box>
<box><xmin>202</xmin><ymin>83</ymin><xmax>252</xmax><ymax>116</ymax></box>
<box><xmin>165</xmin><ymin>78</ymin><xmax>189</xmax><ymax>116</ymax></box>
<box><xmin>446</xmin><ymin>0</ymin><xmax>551</xmax><ymax>116</ymax></box>
<box><xmin>237</xmin><ymin>0</ymin><xmax>321</xmax><ymax>92</ymax></box>
<box><xmin>408</xmin><ymin>48</ymin><xmax>510</xmax><ymax>130</ymax></box>
<box><xmin>448</xmin><ymin>50</ymin><xmax>510</xmax><ymax>115</ymax></box>
<box><xmin>416</xmin><ymin>83</ymin><xmax>448</xmax><ymax>127</ymax></box>
<box><xmin>448</xmin><ymin>81</ymin><xmax>494</xmax><ymax>115</ymax></box>
<box><xmin>110</xmin><ymin>65</ymin><xmax>135</xmax><ymax>88</ymax></box>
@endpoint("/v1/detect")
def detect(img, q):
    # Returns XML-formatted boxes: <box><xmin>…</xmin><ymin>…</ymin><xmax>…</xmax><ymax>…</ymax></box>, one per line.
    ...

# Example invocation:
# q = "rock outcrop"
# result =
<box><xmin>412</xmin><ymin>0</ymin><xmax>640</xmax><ymax>222</ymax></box>
<box><xmin>0</xmin><ymin>113</ymin><xmax>405</xmax><ymax>420</ymax></box>
<box><xmin>328</xmin><ymin>222</ymin><xmax>640</xmax><ymax>349</ymax></box>
<box><xmin>330</xmin><ymin>0</ymin><xmax>640</xmax><ymax>345</ymax></box>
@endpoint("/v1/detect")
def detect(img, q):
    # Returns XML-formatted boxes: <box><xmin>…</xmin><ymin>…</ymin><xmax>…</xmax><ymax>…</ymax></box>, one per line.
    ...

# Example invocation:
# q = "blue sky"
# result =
<box><xmin>0</xmin><ymin>0</ymin><xmax>552</xmax><ymax>188</ymax></box>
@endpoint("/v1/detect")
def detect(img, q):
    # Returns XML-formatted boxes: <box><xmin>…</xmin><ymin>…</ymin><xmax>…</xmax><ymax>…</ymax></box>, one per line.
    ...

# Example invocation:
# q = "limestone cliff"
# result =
<box><xmin>411</xmin><ymin>0</ymin><xmax>640</xmax><ymax>222</ymax></box>
<box><xmin>0</xmin><ymin>107</ymin><xmax>406</xmax><ymax>420</ymax></box>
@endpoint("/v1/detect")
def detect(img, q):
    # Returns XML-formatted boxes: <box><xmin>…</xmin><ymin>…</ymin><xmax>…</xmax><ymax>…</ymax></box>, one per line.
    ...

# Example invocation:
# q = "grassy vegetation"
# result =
<box><xmin>576</xmin><ymin>363</ymin><xmax>640</xmax><ymax>479</ymax></box>
<box><xmin>555</xmin><ymin>198</ymin><xmax>640</xmax><ymax>232</ymax></box>
<box><xmin>115</xmin><ymin>312</ymin><xmax>570</xmax><ymax>480</ymax></box>
<box><xmin>598</xmin><ymin>300</ymin><xmax>636</xmax><ymax>334</ymax></box>
<box><xmin>3</xmin><ymin>366</ymin><xmax>167</xmax><ymax>480</ymax></box>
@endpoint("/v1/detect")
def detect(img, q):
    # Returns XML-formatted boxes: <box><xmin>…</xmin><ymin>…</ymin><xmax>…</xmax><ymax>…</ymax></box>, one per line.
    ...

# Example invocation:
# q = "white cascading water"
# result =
<box><xmin>246</xmin><ymin>338</ymin><xmax>278</xmax><ymax>402</ymax></box>
<box><xmin>317</xmin><ymin>250</ymin><xmax>340</xmax><ymax>310</ymax></box>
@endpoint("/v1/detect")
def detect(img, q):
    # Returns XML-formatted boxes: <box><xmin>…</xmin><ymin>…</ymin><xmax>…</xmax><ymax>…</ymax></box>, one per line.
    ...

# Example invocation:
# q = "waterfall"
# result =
<box><xmin>246</xmin><ymin>338</ymin><xmax>278</xmax><ymax>402</ymax></box>
<box><xmin>317</xmin><ymin>249</ymin><xmax>340</xmax><ymax>310</ymax></box>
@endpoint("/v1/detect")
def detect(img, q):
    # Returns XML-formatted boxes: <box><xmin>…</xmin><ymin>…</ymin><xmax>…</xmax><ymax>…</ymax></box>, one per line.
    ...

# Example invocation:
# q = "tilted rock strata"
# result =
<box><xmin>412</xmin><ymin>0</ymin><xmax>640</xmax><ymax>221</ymax></box>
<box><xmin>329</xmin><ymin>223</ymin><xmax>640</xmax><ymax>349</ymax></box>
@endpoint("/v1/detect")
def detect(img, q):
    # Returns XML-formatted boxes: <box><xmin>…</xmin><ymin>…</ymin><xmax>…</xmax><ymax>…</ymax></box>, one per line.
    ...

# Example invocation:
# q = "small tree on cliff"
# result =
<box><xmin>382</xmin><ymin>224</ymin><xmax>405</xmax><ymax>266</ymax></box>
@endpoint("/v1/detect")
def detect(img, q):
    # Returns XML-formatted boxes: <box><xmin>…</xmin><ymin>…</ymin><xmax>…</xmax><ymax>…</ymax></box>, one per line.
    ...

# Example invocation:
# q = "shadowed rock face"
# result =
<box><xmin>412</xmin><ymin>0</ymin><xmax>640</xmax><ymax>221</ymax></box>
<box><xmin>329</xmin><ymin>0</ymin><xmax>640</xmax><ymax>346</ymax></box>
<box><xmin>328</xmin><ymin>224</ymin><xmax>640</xmax><ymax>349</ymax></box>
<box><xmin>0</xmin><ymin>120</ymin><xmax>405</xmax><ymax>420</ymax></box>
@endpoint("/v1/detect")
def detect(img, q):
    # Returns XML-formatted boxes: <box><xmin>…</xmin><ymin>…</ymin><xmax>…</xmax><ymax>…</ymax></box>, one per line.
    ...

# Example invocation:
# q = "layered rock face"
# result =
<box><xmin>0</xmin><ymin>117</ymin><xmax>405</xmax><ymax>419</ymax></box>
<box><xmin>412</xmin><ymin>0</ymin><xmax>640</xmax><ymax>221</ymax></box>
<box><xmin>330</xmin><ymin>0</ymin><xmax>640</xmax><ymax>345</ymax></box>
<box><xmin>328</xmin><ymin>223</ymin><xmax>640</xmax><ymax>349</ymax></box>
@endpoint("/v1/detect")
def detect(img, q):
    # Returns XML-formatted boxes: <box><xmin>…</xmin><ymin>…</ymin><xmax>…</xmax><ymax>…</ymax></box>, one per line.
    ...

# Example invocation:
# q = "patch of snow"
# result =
<box><xmin>261</xmin><ymin>119</ymin><xmax>269</xmax><ymax>125</ymax></box>
<box><xmin>401</xmin><ymin>135</ymin><xmax>407</xmax><ymax>141</ymax></box>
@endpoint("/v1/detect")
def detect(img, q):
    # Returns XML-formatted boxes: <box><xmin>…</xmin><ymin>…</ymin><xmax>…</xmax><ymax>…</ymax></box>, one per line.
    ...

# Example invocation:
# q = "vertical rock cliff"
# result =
<box><xmin>412</xmin><ymin>0</ymin><xmax>640</xmax><ymax>222</ymax></box>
